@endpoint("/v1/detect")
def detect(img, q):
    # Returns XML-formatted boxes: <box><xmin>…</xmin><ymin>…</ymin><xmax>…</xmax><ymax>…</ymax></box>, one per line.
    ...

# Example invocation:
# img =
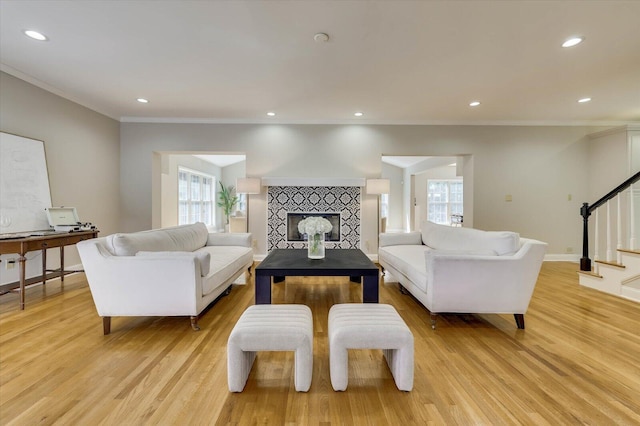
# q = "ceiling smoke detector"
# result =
<box><xmin>314</xmin><ymin>33</ymin><xmax>329</xmax><ymax>43</ymax></box>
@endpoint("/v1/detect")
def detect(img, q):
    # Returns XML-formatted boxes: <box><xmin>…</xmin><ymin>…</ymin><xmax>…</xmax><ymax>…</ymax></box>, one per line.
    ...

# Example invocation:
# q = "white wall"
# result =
<box><xmin>121</xmin><ymin>123</ymin><xmax>594</xmax><ymax>256</ymax></box>
<box><xmin>381</xmin><ymin>162</ymin><xmax>404</xmax><ymax>231</ymax></box>
<box><xmin>0</xmin><ymin>72</ymin><xmax>120</xmax><ymax>283</ymax></box>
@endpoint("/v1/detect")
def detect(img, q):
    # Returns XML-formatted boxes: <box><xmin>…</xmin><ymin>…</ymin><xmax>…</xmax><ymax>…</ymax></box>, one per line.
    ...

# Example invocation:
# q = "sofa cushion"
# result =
<box><xmin>199</xmin><ymin>246</ymin><xmax>253</xmax><ymax>296</ymax></box>
<box><xmin>379</xmin><ymin>245</ymin><xmax>429</xmax><ymax>293</ymax></box>
<box><xmin>421</xmin><ymin>221</ymin><xmax>519</xmax><ymax>256</ymax></box>
<box><xmin>136</xmin><ymin>250</ymin><xmax>211</xmax><ymax>276</ymax></box>
<box><xmin>109</xmin><ymin>222</ymin><xmax>208</xmax><ymax>256</ymax></box>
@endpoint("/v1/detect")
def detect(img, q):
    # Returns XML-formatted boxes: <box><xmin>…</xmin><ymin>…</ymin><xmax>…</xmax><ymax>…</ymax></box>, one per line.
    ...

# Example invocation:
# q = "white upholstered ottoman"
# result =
<box><xmin>227</xmin><ymin>304</ymin><xmax>313</xmax><ymax>392</ymax></box>
<box><xmin>328</xmin><ymin>303</ymin><xmax>414</xmax><ymax>391</ymax></box>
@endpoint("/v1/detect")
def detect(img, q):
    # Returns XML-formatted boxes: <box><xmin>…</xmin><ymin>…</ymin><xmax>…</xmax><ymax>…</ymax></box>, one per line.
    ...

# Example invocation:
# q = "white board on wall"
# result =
<box><xmin>0</xmin><ymin>132</ymin><xmax>52</xmax><ymax>233</ymax></box>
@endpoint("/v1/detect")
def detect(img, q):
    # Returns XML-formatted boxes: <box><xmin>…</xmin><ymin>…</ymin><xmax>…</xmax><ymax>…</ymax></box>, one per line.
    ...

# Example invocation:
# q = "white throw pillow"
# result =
<box><xmin>421</xmin><ymin>221</ymin><xmax>519</xmax><ymax>255</ymax></box>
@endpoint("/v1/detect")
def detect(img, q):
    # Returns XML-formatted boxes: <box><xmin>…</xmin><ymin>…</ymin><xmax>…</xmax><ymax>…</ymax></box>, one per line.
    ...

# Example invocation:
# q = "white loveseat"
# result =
<box><xmin>77</xmin><ymin>222</ymin><xmax>253</xmax><ymax>334</ymax></box>
<box><xmin>378</xmin><ymin>221</ymin><xmax>547</xmax><ymax>329</ymax></box>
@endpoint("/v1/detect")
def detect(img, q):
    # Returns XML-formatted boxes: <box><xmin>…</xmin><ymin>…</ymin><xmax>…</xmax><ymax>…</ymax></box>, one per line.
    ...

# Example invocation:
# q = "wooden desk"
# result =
<box><xmin>0</xmin><ymin>230</ymin><xmax>98</xmax><ymax>309</ymax></box>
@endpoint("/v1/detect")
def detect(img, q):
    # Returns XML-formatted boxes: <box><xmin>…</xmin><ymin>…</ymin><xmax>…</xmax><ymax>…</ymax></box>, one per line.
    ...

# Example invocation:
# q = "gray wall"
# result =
<box><xmin>121</xmin><ymin>122</ymin><xmax>594</xmax><ymax>256</ymax></box>
<box><xmin>0</xmin><ymin>72</ymin><xmax>120</xmax><ymax>282</ymax></box>
<box><xmin>2</xmin><ymin>72</ymin><xmax>617</xmax><ymax>260</ymax></box>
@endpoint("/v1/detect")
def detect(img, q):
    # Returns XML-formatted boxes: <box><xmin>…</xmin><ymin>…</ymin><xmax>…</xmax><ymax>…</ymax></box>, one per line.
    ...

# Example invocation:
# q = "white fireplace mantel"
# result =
<box><xmin>261</xmin><ymin>177</ymin><xmax>366</xmax><ymax>187</ymax></box>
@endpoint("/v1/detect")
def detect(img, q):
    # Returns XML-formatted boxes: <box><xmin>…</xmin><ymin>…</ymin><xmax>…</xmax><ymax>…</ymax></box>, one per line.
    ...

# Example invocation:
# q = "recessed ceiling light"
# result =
<box><xmin>136</xmin><ymin>98</ymin><xmax>149</xmax><ymax>103</ymax></box>
<box><xmin>314</xmin><ymin>33</ymin><xmax>329</xmax><ymax>43</ymax></box>
<box><xmin>23</xmin><ymin>30</ymin><xmax>48</xmax><ymax>41</ymax></box>
<box><xmin>562</xmin><ymin>37</ymin><xmax>584</xmax><ymax>48</ymax></box>
<box><xmin>354</xmin><ymin>112</ymin><xmax>364</xmax><ymax>117</ymax></box>
<box><xmin>469</xmin><ymin>101</ymin><xmax>481</xmax><ymax>107</ymax></box>
<box><xmin>578</xmin><ymin>97</ymin><xmax>592</xmax><ymax>103</ymax></box>
<box><xmin>267</xmin><ymin>112</ymin><xmax>276</xmax><ymax>117</ymax></box>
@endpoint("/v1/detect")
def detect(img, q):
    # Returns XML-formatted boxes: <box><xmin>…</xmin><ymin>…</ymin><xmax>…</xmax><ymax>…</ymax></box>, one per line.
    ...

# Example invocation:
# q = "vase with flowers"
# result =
<box><xmin>297</xmin><ymin>216</ymin><xmax>333</xmax><ymax>259</ymax></box>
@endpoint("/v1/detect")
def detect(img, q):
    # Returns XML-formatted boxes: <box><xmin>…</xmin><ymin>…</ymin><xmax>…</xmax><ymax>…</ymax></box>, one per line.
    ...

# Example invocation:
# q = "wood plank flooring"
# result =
<box><xmin>1</xmin><ymin>262</ymin><xmax>639</xmax><ymax>425</ymax></box>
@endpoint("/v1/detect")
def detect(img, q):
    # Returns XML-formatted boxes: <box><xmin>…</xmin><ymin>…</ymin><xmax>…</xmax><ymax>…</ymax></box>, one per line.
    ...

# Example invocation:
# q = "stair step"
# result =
<box><xmin>622</xmin><ymin>274</ymin><xmax>640</xmax><ymax>287</ymax></box>
<box><xmin>577</xmin><ymin>270</ymin><xmax>603</xmax><ymax>279</ymax></box>
<box><xmin>594</xmin><ymin>259</ymin><xmax>625</xmax><ymax>269</ymax></box>
<box><xmin>618</xmin><ymin>248</ymin><xmax>640</xmax><ymax>255</ymax></box>
<box><xmin>621</xmin><ymin>284</ymin><xmax>640</xmax><ymax>303</ymax></box>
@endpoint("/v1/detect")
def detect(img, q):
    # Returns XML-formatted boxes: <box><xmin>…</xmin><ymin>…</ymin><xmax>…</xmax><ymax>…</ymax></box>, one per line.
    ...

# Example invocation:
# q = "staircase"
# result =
<box><xmin>578</xmin><ymin>171</ymin><xmax>640</xmax><ymax>303</ymax></box>
<box><xmin>579</xmin><ymin>249</ymin><xmax>640</xmax><ymax>302</ymax></box>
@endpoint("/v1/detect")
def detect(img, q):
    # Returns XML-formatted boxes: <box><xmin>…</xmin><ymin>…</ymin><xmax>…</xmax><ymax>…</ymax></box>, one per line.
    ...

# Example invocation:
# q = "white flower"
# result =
<box><xmin>298</xmin><ymin>216</ymin><xmax>333</xmax><ymax>236</ymax></box>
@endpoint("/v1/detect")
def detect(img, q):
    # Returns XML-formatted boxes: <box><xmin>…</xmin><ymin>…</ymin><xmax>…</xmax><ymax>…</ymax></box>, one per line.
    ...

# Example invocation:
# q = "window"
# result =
<box><xmin>380</xmin><ymin>193</ymin><xmax>389</xmax><ymax>218</ymax></box>
<box><xmin>236</xmin><ymin>193</ymin><xmax>247</xmax><ymax>215</ymax></box>
<box><xmin>427</xmin><ymin>179</ymin><xmax>463</xmax><ymax>225</ymax></box>
<box><xmin>178</xmin><ymin>168</ymin><xmax>215</xmax><ymax>226</ymax></box>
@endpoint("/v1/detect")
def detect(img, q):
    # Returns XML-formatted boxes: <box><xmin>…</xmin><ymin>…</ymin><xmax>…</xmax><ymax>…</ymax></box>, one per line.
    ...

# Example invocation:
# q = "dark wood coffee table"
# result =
<box><xmin>255</xmin><ymin>249</ymin><xmax>380</xmax><ymax>304</ymax></box>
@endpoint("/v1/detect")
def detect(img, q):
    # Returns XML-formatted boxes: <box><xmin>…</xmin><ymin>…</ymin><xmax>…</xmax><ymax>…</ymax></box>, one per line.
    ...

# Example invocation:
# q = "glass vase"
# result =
<box><xmin>307</xmin><ymin>233</ymin><xmax>325</xmax><ymax>259</ymax></box>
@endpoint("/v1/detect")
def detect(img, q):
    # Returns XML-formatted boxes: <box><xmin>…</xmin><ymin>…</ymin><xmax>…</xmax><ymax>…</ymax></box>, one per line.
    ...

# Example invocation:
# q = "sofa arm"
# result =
<box><xmin>425</xmin><ymin>240</ymin><xmax>547</xmax><ymax>314</ymax></box>
<box><xmin>78</xmin><ymin>240</ymin><xmax>202</xmax><ymax>317</ymax></box>
<box><xmin>207</xmin><ymin>232</ymin><xmax>252</xmax><ymax>248</ymax></box>
<box><xmin>379</xmin><ymin>232</ymin><xmax>422</xmax><ymax>247</ymax></box>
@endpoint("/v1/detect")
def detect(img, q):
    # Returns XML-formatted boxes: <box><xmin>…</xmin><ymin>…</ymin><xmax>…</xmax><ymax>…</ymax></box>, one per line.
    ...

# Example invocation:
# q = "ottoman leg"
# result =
<box><xmin>330</xmin><ymin>344</ymin><xmax>349</xmax><ymax>391</ymax></box>
<box><xmin>294</xmin><ymin>342</ymin><xmax>313</xmax><ymax>392</ymax></box>
<box><xmin>228</xmin><ymin>346</ymin><xmax>257</xmax><ymax>392</ymax></box>
<box><xmin>383</xmin><ymin>343</ymin><xmax>414</xmax><ymax>391</ymax></box>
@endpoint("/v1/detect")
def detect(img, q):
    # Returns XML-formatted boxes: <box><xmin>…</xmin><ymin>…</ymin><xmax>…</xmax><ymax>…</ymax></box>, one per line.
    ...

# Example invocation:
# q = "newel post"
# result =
<box><xmin>580</xmin><ymin>202</ymin><xmax>591</xmax><ymax>271</ymax></box>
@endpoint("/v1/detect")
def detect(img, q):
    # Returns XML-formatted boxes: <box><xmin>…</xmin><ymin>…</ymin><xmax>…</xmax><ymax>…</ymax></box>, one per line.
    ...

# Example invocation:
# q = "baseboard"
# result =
<box><xmin>544</xmin><ymin>254</ymin><xmax>580</xmax><ymax>262</ymax></box>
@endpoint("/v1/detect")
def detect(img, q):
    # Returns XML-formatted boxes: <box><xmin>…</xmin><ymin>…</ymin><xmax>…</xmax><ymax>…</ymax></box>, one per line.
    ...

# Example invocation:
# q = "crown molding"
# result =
<box><xmin>120</xmin><ymin>116</ymin><xmax>638</xmax><ymax>127</ymax></box>
<box><xmin>261</xmin><ymin>177</ymin><xmax>366</xmax><ymax>187</ymax></box>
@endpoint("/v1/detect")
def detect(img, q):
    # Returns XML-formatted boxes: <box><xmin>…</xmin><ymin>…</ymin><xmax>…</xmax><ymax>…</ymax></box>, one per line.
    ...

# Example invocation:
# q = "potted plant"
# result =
<box><xmin>217</xmin><ymin>182</ymin><xmax>238</xmax><ymax>230</ymax></box>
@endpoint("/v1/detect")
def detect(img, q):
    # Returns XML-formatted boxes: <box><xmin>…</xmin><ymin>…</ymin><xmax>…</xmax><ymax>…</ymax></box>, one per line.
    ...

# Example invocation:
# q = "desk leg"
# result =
<box><xmin>60</xmin><ymin>246</ymin><xmax>65</xmax><ymax>285</ymax></box>
<box><xmin>42</xmin><ymin>248</ymin><xmax>47</xmax><ymax>287</ymax></box>
<box><xmin>362</xmin><ymin>274</ymin><xmax>379</xmax><ymax>303</ymax></box>
<box><xmin>255</xmin><ymin>275</ymin><xmax>272</xmax><ymax>304</ymax></box>
<box><xmin>19</xmin><ymin>255</ymin><xmax>26</xmax><ymax>310</ymax></box>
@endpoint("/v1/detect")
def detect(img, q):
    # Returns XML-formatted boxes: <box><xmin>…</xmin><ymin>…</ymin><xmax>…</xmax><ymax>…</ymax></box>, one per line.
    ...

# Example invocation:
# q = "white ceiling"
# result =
<box><xmin>1</xmin><ymin>0</ymin><xmax>639</xmax><ymax>125</ymax></box>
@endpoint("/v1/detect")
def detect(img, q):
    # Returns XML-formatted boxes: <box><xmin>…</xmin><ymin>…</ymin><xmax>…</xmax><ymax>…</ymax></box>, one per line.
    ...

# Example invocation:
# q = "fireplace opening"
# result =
<box><xmin>287</xmin><ymin>213</ymin><xmax>340</xmax><ymax>242</ymax></box>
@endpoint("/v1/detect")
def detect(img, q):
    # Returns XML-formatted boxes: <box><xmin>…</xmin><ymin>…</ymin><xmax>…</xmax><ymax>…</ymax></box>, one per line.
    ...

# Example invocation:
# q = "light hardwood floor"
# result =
<box><xmin>1</xmin><ymin>262</ymin><xmax>639</xmax><ymax>425</ymax></box>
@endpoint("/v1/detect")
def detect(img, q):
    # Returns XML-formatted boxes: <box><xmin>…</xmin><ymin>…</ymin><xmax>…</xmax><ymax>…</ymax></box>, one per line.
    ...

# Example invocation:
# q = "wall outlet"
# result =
<box><xmin>566</xmin><ymin>247</ymin><xmax>574</xmax><ymax>254</ymax></box>
<box><xmin>505</xmin><ymin>194</ymin><xmax>513</xmax><ymax>202</ymax></box>
<box><xmin>5</xmin><ymin>259</ymin><xmax>16</xmax><ymax>270</ymax></box>
<box><xmin>252</xmin><ymin>239</ymin><xmax>257</xmax><ymax>249</ymax></box>
<box><xmin>365</xmin><ymin>240</ymin><xmax>370</xmax><ymax>251</ymax></box>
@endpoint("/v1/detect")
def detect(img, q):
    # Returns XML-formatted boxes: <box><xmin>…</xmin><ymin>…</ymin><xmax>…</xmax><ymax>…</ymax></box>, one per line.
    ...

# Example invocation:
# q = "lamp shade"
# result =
<box><xmin>236</xmin><ymin>177</ymin><xmax>262</xmax><ymax>194</ymax></box>
<box><xmin>366</xmin><ymin>178</ymin><xmax>390</xmax><ymax>195</ymax></box>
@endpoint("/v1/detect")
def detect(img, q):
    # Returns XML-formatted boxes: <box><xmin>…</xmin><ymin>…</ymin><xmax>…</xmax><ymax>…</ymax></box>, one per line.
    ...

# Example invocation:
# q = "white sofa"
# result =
<box><xmin>378</xmin><ymin>221</ymin><xmax>547</xmax><ymax>329</ymax></box>
<box><xmin>77</xmin><ymin>222</ymin><xmax>253</xmax><ymax>334</ymax></box>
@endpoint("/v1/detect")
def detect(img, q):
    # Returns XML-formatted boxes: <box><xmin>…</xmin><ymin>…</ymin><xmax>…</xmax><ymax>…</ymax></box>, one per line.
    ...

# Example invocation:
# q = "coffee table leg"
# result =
<box><xmin>255</xmin><ymin>274</ymin><xmax>272</xmax><ymax>304</ymax></box>
<box><xmin>362</xmin><ymin>274</ymin><xmax>379</xmax><ymax>303</ymax></box>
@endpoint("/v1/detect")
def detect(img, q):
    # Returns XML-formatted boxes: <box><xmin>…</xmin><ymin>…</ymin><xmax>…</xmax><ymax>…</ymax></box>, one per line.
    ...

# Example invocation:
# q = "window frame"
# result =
<box><xmin>178</xmin><ymin>167</ymin><xmax>216</xmax><ymax>227</ymax></box>
<box><xmin>427</xmin><ymin>178</ymin><xmax>463</xmax><ymax>225</ymax></box>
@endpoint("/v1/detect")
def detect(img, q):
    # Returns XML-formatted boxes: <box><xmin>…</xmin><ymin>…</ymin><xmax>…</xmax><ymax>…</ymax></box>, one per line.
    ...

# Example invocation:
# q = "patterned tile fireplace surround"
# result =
<box><xmin>267</xmin><ymin>185</ymin><xmax>361</xmax><ymax>251</ymax></box>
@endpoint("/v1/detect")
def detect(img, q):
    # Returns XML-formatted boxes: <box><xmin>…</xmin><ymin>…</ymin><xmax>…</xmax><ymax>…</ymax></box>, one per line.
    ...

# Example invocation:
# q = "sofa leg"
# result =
<box><xmin>399</xmin><ymin>284</ymin><xmax>409</xmax><ymax>295</ymax></box>
<box><xmin>514</xmin><ymin>314</ymin><xmax>525</xmax><ymax>329</ymax></box>
<box><xmin>190</xmin><ymin>316</ymin><xmax>200</xmax><ymax>331</ymax></box>
<box><xmin>103</xmin><ymin>317</ymin><xmax>111</xmax><ymax>335</ymax></box>
<box><xmin>224</xmin><ymin>285</ymin><xmax>232</xmax><ymax>296</ymax></box>
<box><xmin>430</xmin><ymin>314</ymin><xmax>437</xmax><ymax>330</ymax></box>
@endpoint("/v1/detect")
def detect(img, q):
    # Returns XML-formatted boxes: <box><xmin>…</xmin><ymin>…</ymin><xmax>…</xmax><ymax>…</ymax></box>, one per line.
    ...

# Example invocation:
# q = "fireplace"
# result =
<box><xmin>287</xmin><ymin>213</ymin><xmax>341</xmax><ymax>242</ymax></box>
<box><xmin>267</xmin><ymin>185</ymin><xmax>361</xmax><ymax>250</ymax></box>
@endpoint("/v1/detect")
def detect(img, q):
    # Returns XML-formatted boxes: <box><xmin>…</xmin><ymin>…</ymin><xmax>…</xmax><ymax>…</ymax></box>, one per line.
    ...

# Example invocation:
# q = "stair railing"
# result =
<box><xmin>580</xmin><ymin>171</ymin><xmax>640</xmax><ymax>272</ymax></box>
